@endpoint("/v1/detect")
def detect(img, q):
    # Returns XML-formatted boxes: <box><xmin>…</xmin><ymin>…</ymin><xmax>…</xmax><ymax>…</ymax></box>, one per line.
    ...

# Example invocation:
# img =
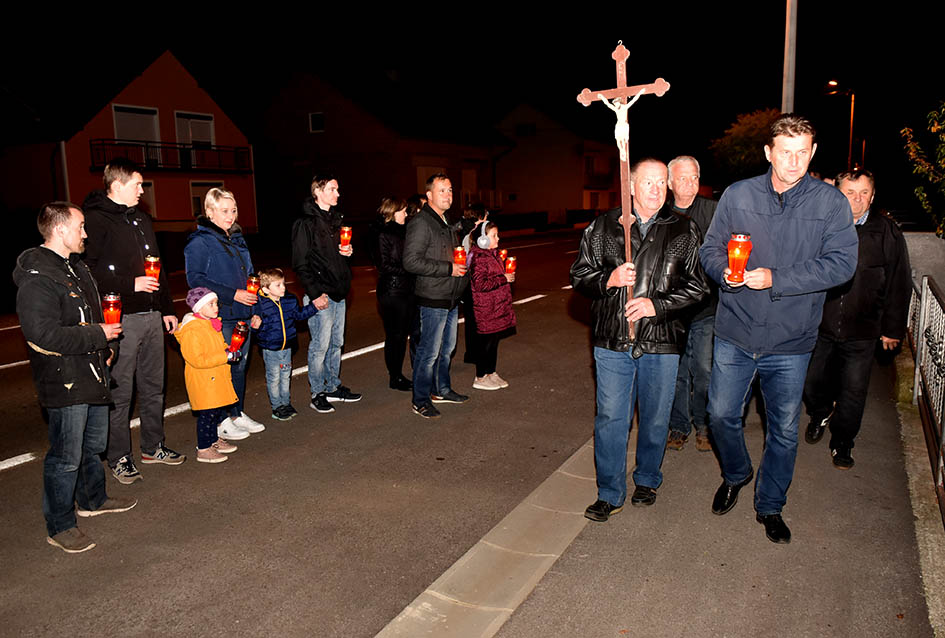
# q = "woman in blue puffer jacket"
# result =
<box><xmin>184</xmin><ymin>188</ymin><xmax>265</xmax><ymax>439</ymax></box>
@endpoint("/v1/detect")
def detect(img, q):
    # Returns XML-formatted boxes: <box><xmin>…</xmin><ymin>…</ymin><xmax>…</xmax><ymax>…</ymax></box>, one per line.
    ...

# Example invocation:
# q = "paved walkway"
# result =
<box><xmin>380</xmin><ymin>356</ymin><xmax>942</xmax><ymax>637</ymax></box>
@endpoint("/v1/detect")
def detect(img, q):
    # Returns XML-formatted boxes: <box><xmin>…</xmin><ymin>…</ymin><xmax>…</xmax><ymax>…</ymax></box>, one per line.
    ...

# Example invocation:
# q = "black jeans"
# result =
<box><xmin>803</xmin><ymin>335</ymin><xmax>876</xmax><ymax>449</ymax></box>
<box><xmin>378</xmin><ymin>293</ymin><xmax>416</xmax><ymax>379</ymax></box>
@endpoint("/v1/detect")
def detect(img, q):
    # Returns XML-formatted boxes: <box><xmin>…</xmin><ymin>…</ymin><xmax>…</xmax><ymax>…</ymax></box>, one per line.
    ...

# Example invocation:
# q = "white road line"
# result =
<box><xmin>561</xmin><ymin>285</ymin><xmax>573</xmax><ymax>290</ymax></box>
<box><xmin>513</xmin><ymin>294</ymin><xmax>546</xmax><ymax>305</ymax></box>
<box><xmin>0</xmin><ymin>453</ymin><xmax>36</xmax><ymax>471</ymax></box>
<box><xmin>0</xmin><ymin>292</ymin><xmax>549</xmax><ymax>471</ymax></box>
<box><xmin>0</xmin><ymin>360</ymin><xmax>30</xmax><ymax>370</ymax></box>
<box><xmin>0</xmin><ymin>325</ymin><xmax>22</xmax><ymax>332</ymax></box>
<box><xmin>507</xmin><ymin>241</ymin><xmax>555</xmax><ymax>250</ymax></box>
<box><xmin>565</xmin><ymin>249</ymin><xmax>578</xmax><ymax>254</ymax></box>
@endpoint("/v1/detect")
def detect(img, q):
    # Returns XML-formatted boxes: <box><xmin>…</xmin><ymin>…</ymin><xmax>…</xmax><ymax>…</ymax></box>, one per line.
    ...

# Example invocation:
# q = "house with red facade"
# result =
<box><xmin>7</xmin><ymin>50</ymin><xmax>257</xmax><ymax>234</ymax></box>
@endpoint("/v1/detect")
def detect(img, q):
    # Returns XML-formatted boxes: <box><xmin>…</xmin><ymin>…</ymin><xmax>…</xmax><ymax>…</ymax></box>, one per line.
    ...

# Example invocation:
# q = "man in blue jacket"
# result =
<box><xmin>700</xmin><ymin>114</ymin><xmax>858</xmax><ymax>544</ymax></box>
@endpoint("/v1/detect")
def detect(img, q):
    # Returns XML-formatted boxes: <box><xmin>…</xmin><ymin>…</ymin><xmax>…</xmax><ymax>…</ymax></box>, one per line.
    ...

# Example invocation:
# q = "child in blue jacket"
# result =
<box><xmin>251</xmin><ymin>268</ymin><xmax>317</xmax><ymax>420</ymax></box>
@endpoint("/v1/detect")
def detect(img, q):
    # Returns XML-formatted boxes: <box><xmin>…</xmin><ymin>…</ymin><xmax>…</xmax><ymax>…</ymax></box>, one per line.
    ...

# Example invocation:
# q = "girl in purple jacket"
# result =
<box><xmin>467</xmin><ymin>222</ymin><xmax>516</xmax><ymax>391</ymax></box>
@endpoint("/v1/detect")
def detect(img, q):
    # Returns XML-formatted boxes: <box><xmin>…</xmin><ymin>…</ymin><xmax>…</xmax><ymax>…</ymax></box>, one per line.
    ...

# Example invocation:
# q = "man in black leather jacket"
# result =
<box><xmin>570</xmin><ymin>159</ymin><xmax>707</xmax><ymax>521</ymax></box>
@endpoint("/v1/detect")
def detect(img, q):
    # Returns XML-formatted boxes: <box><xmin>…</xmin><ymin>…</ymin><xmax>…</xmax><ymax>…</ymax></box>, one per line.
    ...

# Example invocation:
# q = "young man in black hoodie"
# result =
<box><xmin>83</xmin><ymin>158</ymin><xmax>184</xmax><ymax>484</ymax></box>
<box><xmin>15</xmin><ymin>202</ymin><xmax>137</xmax><ymax>552</ymax></box>
<box><xmin>291</xmin><ymin>173</ymin><xmax>361</xmax><ymax>413</ymax></box>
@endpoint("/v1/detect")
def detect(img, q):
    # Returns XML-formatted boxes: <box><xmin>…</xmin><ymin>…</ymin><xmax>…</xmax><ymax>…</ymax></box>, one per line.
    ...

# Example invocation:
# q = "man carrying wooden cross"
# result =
<box><xmin>570</xmin><ymin>159</ymin><xmax>708</xmax><ymax>521</ymax></box>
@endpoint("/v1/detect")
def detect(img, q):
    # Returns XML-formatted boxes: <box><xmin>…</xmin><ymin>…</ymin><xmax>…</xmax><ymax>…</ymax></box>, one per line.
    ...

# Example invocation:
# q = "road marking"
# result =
<box><xmin>0</xmin><ymin>325</ymin><xmax>23</xmax><ymax>332</ymax></box>
<box><xmin>565</xmin><ymin>249</ymin><xmax>578</xmax><ymax>254</ymax></box>
<box><xmin>0</xmin><ymin>453</ymin><xmax>36</xmax><ymax>471</ymax></box>
<box><xmin>561</xmin><ymin>285</ymin><xmax>573</xmax><ymax>290</ymax></box>
<box><xmin>0</xmin><ymin>293</ymin><xmax>548</xmax><ymax>471</ymax></box>
<box><xmin>513</xmin><ymin>295</ymin><xmax>546</xmax><ymax>305</ymax></box>
<box><xmin>507</xmin><ymin>241</ymin><xmax>555</xmax><ymax>250</ymax></box>
<box><xmin>0</xmin><ymin>360</ymin><xmax>30</xmax><ymax>370</ymax></box>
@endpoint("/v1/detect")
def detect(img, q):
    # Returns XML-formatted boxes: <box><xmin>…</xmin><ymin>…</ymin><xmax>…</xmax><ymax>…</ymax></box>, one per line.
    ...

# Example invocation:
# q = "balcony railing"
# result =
<box><xmin>89</xmin><ymin>139</ymin><xmax>252</xmax><ymax>174</ymax></box>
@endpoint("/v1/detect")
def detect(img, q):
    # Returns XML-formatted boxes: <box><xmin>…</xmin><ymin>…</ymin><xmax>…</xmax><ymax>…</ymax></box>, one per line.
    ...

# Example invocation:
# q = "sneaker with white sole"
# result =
<box><xmin>111</xmin><ymin>455</ymin><xmax>142</xmax><ymax>484</ymax></box>
<box><xmin>325</xmin><ymin>385</ymin><xmax>362</xmax><ymax>403</ymax></box>
<box><xmin>140</xmin><ymin>444</ymin><xmax>186</xmax><ymax>465</ymax></box>
<box><xmin>47</xmin><ymin>527</ymin><xmax>95</xmax><ymax>553</ymax></box>
<box><xmin>212</xmin><ymin>438</ymin><xmax>238</xmax><ymax>454</ymax></box>
<box><xmin>489</xmin><ymin>372</ymin><xmax>509</xmax><ymax>388</ymax></box>
<box><xmin>311</xmin><ymin>393</ymin><xmax>335</xmax><ymax>413</ymax></box>
<box><xmin>218</xmin><ymin>417</ymin><xmax>250</xmax><ymax>440</ymax></box>
<box><xmin>473</xmin><ymin>375</ymin><xmax>501</xmax><ymax>390</ymax></box>
<box><xmin>197</xmin><ymin>447</ymin><xmax>228</xmax><ymax>463</ymax></box>
<box><xmin>233</xmin><ymin>412</ymin><xmax>265</xmax><ymax>433</ymax></box>
<box><xmin>76</xmin><ymin>496</ymin><xmax>138</xmax><ymax>517</ymax></box>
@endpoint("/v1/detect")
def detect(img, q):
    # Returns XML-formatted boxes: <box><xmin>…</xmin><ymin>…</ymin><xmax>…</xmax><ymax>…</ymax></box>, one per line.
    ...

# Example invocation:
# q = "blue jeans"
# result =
<box><xmin>669</xmin><ymin>315</ymin><xmax>714</xmax><ymax>436</ymax></box>
<box><xmin>708</xmin><ymin>338</ymin><xmax>811</xmax><ymax>515</ymax></box>
<box><xmin>305</xmin><ymin>297</ymin><xmax>345</xmax><ymax>396</ymax></box>
<box><xmin>43</xmin><ymin>404</ymin><xmax>108</xmax><ymax>536</ymax></box>
<box><xmin>412</xmin><ymin>305</ymin><xmax>458</xmax><ymax>407</ymax></box>
<box><xmin>593</xmin><ymin>347</ymin><xmax>679</xmax><ymax>506</ymax></box>
<box><xmin>262</xmin><ymin>348</ymin><xmax>292</xmax><ymax>410</ymax></box>
<box><xmin>221</xmin><ymin>318</ymin><xmax>252</xmax><ymax>417</ymax></box>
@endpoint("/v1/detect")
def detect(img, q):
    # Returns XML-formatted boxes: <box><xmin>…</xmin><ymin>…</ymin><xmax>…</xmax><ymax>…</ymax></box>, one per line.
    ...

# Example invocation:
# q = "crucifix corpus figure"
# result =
<box><xmin>598</xmin><ymin>89</ymin><xmax>644</xmax><ymax>163</ymax></box>
<box><xmin>576</xmin><ymin>41</ymin><xmax>670</xmax><ymax>337</ymax></box>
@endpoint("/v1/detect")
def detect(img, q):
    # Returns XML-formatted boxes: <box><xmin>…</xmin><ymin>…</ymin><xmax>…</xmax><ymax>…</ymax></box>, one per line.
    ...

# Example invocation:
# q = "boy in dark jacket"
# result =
<box><xmin>15</xmin><ymin>202</ymin><xmax>136</xmax><ymax>553</ymax></box>
<box><xmin>251</xmin><ymin>268</ymin><xmax>317</xmax><ymax>420</ymax></box>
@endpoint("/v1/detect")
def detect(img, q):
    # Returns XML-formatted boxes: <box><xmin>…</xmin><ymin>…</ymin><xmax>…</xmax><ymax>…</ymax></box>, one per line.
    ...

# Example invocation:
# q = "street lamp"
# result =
<box><xmin>826</xmin><ymin>79</ymin><xmax>855</xmax><ymax>170</ymax></box>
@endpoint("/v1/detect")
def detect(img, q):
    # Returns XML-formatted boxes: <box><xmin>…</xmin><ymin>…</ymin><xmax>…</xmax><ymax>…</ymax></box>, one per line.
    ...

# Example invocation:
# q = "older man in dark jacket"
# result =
<box><xmin>570</xmin><ymin>158</ymin><xmax>707</xmax><ymax>522</ymax></box>
<box><xmin>803</xmin><ymin>169</ymin><xmax>911</xmax><ymax>469</ymax></box>
<box><xmin>15</xmin><ymin>202</ymin><xmax>136</xmax><ymax>553</ymax></box>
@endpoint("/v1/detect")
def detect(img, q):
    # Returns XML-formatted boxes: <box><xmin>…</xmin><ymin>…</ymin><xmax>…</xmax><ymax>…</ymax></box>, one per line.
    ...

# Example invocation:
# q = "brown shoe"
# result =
<box><xmin>47</xmin><ymin>527</ymin><xmax>95</xmax><ymax>553</ymax></box>
<box><xmin>666</xmin><ymin>430</ymin><xmax>687</xmax><ymax>451</ymax></box>
<box><xmin>695</xmin><ymin>432</ymin><xmax>712</xmax><ymax>452</ymax></box>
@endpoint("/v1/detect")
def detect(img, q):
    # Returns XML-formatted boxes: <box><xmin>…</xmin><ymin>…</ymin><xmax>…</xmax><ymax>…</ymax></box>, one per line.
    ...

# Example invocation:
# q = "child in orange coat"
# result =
<box><xmin>175</xmin><ymin>287</ymin><xmax>243</xmax><ymax>463</ymax></box>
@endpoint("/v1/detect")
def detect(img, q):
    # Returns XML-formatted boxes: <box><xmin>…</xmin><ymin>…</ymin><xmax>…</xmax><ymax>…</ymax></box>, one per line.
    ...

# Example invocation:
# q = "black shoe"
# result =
<box><xmin>431</xmin><ymin>390</ymin><xmax>469</xmax><ymax>404</ymax></box>
<box><xmin>584</xmin><ymin>499</ymin><xmax>623</xmax><ymax>522</ymax></box>
<box><xmin>389</xmin><ymin>375</ymin><xmax>413</xmax><ymax>391</ymax></box>
<box><xmin>711</xmin><ymin>470</ymin><xmax>754</xmax><ymax>515</ymax></box>
<box><xmin>326</xmin><ymin>385</ymin><xmax>362</xmax><ymax>403</ymax></box>
<box><xmin>756</xmin><ymin>513</ymin><xmax>791</xmax><ymax>544</ymax></box>
<box><xmin>311</xmin><ymin>393</ymin><xmax>335</xmax><ymax>413</ymax></box>
<box><xmin>630</xmin><ymin>485</ymin><xmax>657</xmax><ymax>507</ymax></box>
<box><xmin>412</xmin><ymin>403</ymin><xmax>441</xmax><ymax>419</ymax></box>
<box><xmin>271</xmin><ymin>406</ymin><xmax>292</xmax><ymax>421</ymax></box>
<box><xmin>831</xmin><ymin>446</ymin><xmax>854</xmax><ymax>469</ymax></box>
<box><xmin>284</xmin><ymin>404</ymin><xmax>298</xmax><ymax>418</ymax></box>
<box><xmin>805</xmin><ymin>415</ymin><xmax>830</xmax><ymax>444</ymax></box>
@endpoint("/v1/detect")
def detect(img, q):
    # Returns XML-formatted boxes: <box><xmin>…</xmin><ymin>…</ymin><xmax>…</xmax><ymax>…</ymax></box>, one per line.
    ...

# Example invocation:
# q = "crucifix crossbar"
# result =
<box><xmin>576</xmin><ymin>42</ymin><xmax>670</xmax><ymax>340</ymax></box>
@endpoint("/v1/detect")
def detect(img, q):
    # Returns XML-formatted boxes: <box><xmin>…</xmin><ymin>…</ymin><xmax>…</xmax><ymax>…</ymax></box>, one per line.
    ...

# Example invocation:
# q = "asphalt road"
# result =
<box><xmin>0</xmin><ymin>229</ymin><xmax>596</xmax><ymax>636</ymax></box>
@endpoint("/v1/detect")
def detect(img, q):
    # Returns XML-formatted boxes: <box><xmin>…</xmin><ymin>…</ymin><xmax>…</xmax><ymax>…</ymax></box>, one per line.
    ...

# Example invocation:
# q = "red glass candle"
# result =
<box><xmin>340</xmin><ymin>226</ymin><xmax>352</xmax><ymax>247</ymax></box>
<box><xmin>102</xmin><ymin>293</ymin><xmax>122</xmax><ymax>323</ymax></box>
<box><xmin>727</xmin><ymin>233</ymin><xmax>752</xmax><ymax>283</ymax></box>
<box><xmin>246</xmin><ymin>275</ymin><xmax>260</xmax><ymax>294</ymax></box>
<box><xmin>229</xmin><ymin>321</ymin><xmax>249</xmax><ymax>353</ymax></box>
<box><xmin>499</xmin><ymin>249</ymin><xmax>508</xmax><ymax>262</ymax></box>
<box><xmin>453</xmin><ymin>246</ymin><xmax>467</xmax><ymax>265</ymax></box>
<box><xmin>144</xmin><ymin>255</ymin><xmax>161</xmax><ymax>279</ymax></box>
<box><xmin>505</xmin><ymin>256</ymin><xmax>517</xmax><ymax>274</ymax></box>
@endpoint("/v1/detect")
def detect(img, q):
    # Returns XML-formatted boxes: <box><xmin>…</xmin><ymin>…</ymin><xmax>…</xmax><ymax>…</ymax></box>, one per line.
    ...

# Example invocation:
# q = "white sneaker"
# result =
<box><xmin>489</xmin><ymin>372</ymin><xmax>509</xmax><ymax>388</ymax></box>
<box><xmin>234</xmin><ymin>412</ymin><xmax>265</xmax><ymax>433</ymax></box>
<box><xmin>217</xmin><ymin>417</ymin><xmax>250</xmax><ymax>441</ymax></box>
<box><xmin>473</xmin><ymin>375</ymin><xmax>501</xmax><ymax>390</ymax></box>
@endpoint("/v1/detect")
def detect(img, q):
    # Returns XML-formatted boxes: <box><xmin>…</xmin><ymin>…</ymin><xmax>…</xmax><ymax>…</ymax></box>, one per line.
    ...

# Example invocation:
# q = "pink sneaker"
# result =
<box><xmin>212</xmin><ymin>438</ymin><xmax>238</xmax><ymax>454</ymax></box>
<box><xmin>196</xmin><ymin>447</ymin><xmax>228</xmax><ymax>464</ymax></box>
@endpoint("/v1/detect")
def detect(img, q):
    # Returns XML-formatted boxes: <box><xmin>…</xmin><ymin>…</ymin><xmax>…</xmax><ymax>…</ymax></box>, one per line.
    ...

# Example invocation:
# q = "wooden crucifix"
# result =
<box><xmin>577</xmin><ymin>41</ymin><xmax>670</xmax><ymax>339</ymax></box>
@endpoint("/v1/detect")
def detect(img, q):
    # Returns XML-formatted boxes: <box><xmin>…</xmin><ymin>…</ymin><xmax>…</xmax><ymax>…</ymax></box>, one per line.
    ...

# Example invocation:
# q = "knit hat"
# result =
<box><xmin>186</xmin><ymin>287</ymin><xmax>217</xmax><ymax>314</ymax></box>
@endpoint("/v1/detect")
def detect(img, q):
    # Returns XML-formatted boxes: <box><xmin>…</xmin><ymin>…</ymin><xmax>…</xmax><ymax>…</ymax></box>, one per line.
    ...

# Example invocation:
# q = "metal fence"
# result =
<box><xmin>907</xmin><ymin>275</ymin><xmax>945</xmax><ymax>526</ymax></box>
<box><xmin>89</xmin><ymin>139</ymin><xmax>252</xmax><ymax>173</ymax></box>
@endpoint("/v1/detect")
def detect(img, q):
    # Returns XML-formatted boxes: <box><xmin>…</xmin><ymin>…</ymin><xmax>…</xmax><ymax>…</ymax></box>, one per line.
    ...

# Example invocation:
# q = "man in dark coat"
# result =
<box><xmin>666</xmin><ymin>155</ymin><xmax>718</xmax><ymax>453</ymax></box>
<box><xmin>291</xmin><ymin>173</ymin><xmax>361</xmax><ymax>414</ymax></box>
<box><xmin>14</xmin><ymin>202</ymin><xmax>136</xmax><ymax>553</ymax></box>
<box><xmin>83</xmin><ymin>158</ymin><xmax>184</xmax><ymax>484</ymax></box>
<box><xmin>803</xmin><ymin>169</ymin><xmax>912</xmax><ymax>469</ymax></box>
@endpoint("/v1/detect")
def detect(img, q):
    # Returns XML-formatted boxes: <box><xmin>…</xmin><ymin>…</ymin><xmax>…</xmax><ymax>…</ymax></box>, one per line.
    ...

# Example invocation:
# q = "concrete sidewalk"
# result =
<box><xmin>381</xmin><ymin>356</ymin><xmax>942</xmax><ymax>637</ymax></box>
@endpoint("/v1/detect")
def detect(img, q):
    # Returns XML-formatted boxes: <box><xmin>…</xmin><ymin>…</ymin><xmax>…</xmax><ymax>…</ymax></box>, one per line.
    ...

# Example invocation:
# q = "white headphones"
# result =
<box><xmin>476</xmin><ymin>221</ymin><xmax>490</xmax><ymax>249</ymax></box>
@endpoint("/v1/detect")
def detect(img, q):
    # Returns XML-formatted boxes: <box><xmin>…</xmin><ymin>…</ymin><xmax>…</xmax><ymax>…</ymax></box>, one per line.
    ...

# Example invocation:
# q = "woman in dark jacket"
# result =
<box><xmin>372</xmin><ymin>197</ymin><xmax>416</xmax><ymax>391</ymax></box>
<box><xmin>184</xmin><ymin>188</ymin><xmax>265</xmax><ymax>437</ymax></box>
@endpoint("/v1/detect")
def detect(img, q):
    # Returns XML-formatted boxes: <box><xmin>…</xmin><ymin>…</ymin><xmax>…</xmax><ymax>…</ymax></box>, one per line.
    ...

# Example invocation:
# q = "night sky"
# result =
<box><xmin>1</xmin><ymin>5</ymin><xmax>941</xmax><ymax>215</ymax></box>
